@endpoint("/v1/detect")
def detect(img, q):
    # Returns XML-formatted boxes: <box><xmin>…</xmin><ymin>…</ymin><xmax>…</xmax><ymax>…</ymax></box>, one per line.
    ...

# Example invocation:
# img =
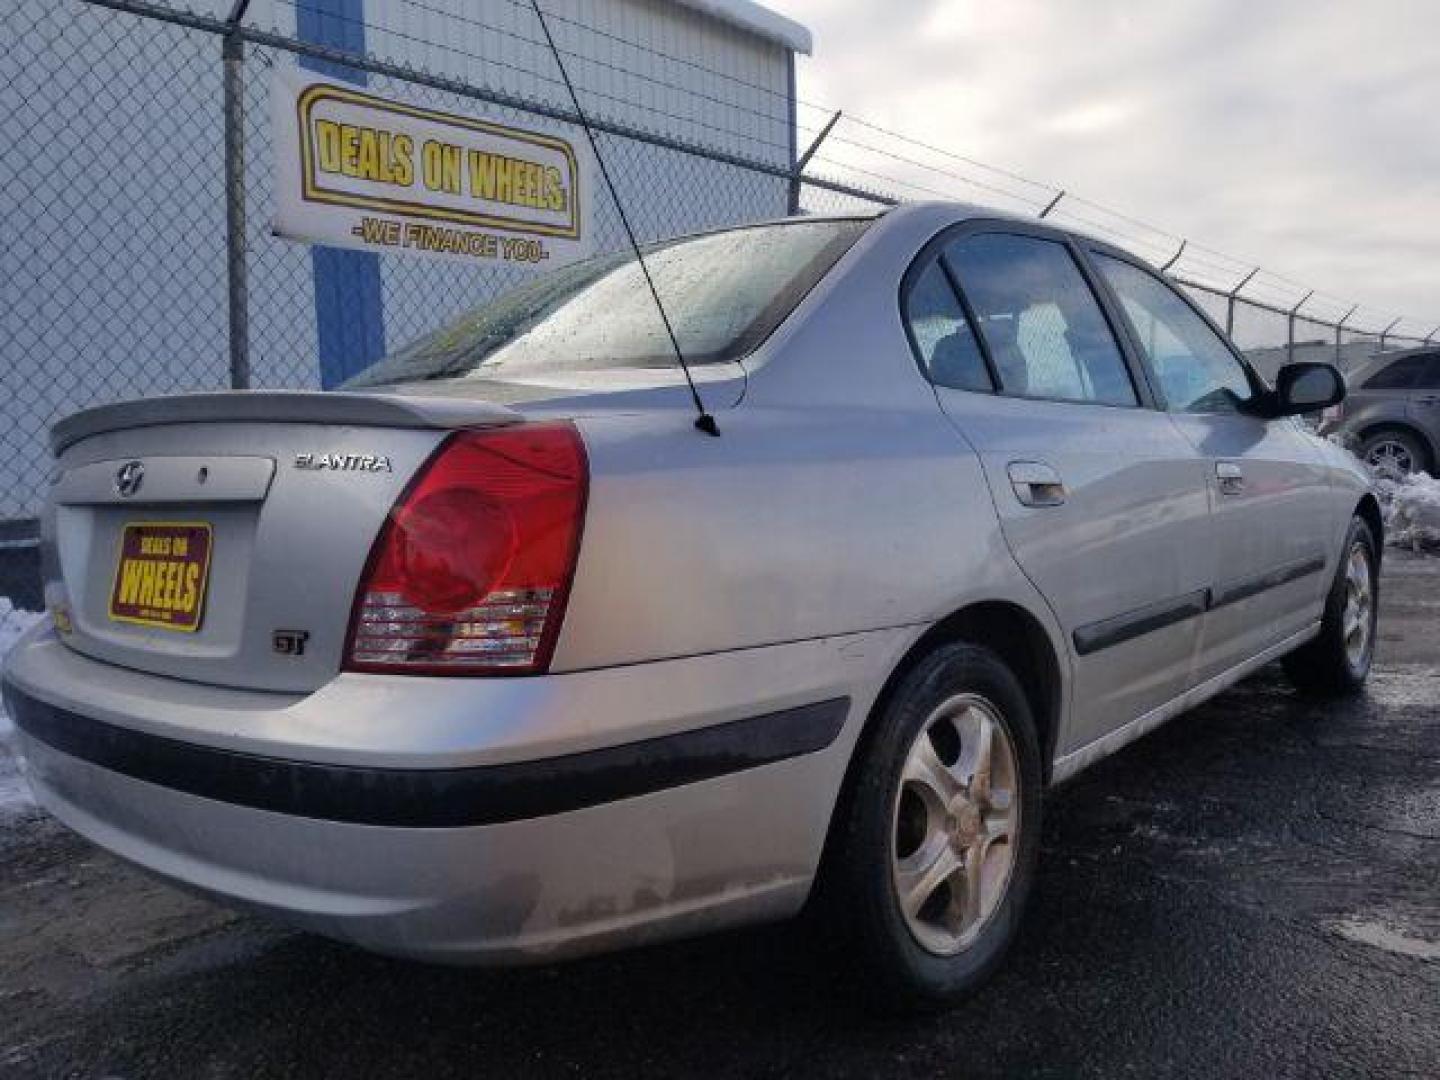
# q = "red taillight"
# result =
<box><xmin>346</xmin><ymin>422</ymin><xmax>588</xmax><ymax>675</ymax></box>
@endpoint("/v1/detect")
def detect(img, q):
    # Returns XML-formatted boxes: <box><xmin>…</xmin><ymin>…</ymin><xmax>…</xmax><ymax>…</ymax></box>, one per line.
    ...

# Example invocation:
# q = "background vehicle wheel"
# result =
<box><xmin>1282</xmin><ymin>516</ymin><xmax>1379</xmax><ymax>697</ymax></box>
<box><xmin>1361</xmin><ymin>428</ymin><xmax>1431</xmax><ymax>478</ymax></box>
<box><xmin>819</xmin><ymin>643</ymin><xmax>1042</xmax><ymax>1009</ymax></box>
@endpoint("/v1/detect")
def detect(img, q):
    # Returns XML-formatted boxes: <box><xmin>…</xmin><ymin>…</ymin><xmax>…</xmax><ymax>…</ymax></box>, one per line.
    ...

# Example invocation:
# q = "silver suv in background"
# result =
<box><xmin>1320</xmin><ymin>348</ymin><xmax>1440</xmax><ymax>476</ymax></box>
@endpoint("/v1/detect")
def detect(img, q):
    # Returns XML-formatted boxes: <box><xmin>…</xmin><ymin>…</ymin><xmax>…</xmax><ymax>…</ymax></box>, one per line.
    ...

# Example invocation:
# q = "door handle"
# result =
<box><xmin>1216</xmin><ymin>461</ymin><xmax>1245</xmax><ymax>497</ymax></box>
<box><xmin>1416</xmin><ymin>394</ymin><xmax>1440</xmax><ymax>405</ymax></box>
<box><xmin>1007</xmin><ymin>461</ymin><xmax>1067</xmax><ymax>507</ymax></box>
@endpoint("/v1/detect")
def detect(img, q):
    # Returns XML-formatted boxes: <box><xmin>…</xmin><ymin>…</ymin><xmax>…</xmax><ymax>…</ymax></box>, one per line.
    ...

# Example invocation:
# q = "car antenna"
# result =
<box><xmin>528</xmin><ymin>0</ymin><xmax>720</xmax><ymax>437</ymax></box>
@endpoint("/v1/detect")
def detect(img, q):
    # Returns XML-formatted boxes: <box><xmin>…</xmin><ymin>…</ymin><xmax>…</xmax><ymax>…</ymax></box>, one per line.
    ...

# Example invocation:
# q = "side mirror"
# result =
<box><xmin>1266</xmin><ymin>362</ymin><xmax>1346</xmax><ymax>417</ymax></box>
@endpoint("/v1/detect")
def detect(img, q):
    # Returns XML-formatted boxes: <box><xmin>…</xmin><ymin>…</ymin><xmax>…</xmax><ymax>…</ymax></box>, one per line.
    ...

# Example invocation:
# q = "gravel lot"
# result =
<box><xmin>1</xmin><ymin>555</ymin><xmax>1436</xmax><ymax>1079</ymax></box>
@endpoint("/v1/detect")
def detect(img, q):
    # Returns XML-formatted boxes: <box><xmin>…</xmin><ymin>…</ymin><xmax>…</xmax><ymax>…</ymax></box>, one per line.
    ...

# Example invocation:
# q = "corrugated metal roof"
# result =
<box><xmin>668</xmin><ymin>0</ymin><xmax>812</xmax><ymax>54</ymax></box>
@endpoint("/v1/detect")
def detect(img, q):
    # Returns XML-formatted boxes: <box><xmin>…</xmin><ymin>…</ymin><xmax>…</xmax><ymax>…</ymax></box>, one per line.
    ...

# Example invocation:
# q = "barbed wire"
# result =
<box><xmin>837</xmin><ymin>114</ymin><xmax>1060</xmax><ymax>197</ymax></box>
<box><xmin>242</xmin><ymin>0</ymin><xmax>1434</xmax><ymax>333</ymax></box>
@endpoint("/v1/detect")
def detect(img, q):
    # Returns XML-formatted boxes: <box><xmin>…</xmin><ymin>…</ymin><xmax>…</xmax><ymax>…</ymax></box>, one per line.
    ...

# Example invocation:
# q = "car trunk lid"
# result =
<box><xmin>45</xmin><ymin>391</ymin><xmax>527</xmax><ymax>693</ymax></box>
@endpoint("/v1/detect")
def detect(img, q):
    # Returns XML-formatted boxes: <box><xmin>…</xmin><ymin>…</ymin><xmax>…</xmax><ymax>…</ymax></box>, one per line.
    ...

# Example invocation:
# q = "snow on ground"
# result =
<box><xmin>1378</xmin><ymin>472</ymin><xmax>1440</xmax><ymax>553</ymax></box>
<box><xmin>0</xmin><ymin>598</ymin><xmax>43</xmax><ymax>651</ymax></box>
<box><xmin>1328</xmin><ymin>431</ymin><xmax>1440</xmax><ymax>555</ymax></box>
<box><xmin>0</xmin><ymin>598</ymin><xmax>46</xmax><ymax>817</ymax></box>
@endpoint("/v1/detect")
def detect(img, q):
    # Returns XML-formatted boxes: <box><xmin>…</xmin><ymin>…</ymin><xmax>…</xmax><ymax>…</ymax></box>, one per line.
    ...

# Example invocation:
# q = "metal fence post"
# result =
<box><xmin>223</xmin><ymin>0</ymin><xmax>252</xmax><ymax>390</ymax></box>
<box><xmin>1335</xmin><ymin>304</ymin><xmax>1358</xmax><ymax>367</ymax></box>
<box><xmin>1225</xmin><ymin>267</ymin><xmax>1260</xmax><ymax>337</ymax></box>
<box><xmin>788</xmin><ymin>110</ymin><xmax>842</xmax><ymax>216</ymax></box>
<box><xmin>1378</xmin><ymin>317</ymin><xmax>1401</xmax><ymax>353</ymax></box>
<box><xmin>1160</xmin><ymin>239</ymin><xmax>1187</xmax><ymax>274</ymax></box>
<box><xmin>1286</xmin><ymin>289</ymin><xmax>1314</xmax><ymax>365</ymax></box>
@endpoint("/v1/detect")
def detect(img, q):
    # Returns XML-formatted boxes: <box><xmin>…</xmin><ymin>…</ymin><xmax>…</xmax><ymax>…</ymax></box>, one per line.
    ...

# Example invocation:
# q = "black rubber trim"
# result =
<box><xmin>1073</xmin><ymin>551</ymin><xmax>1330</xmax><ymax>657</ymax></box>
<box><xmin>1073</xmin><ymin>589</ymin><xmax>1209</xmax><ymax>657</ymax></box>
<box><xmin>1208</xmin><ymin>552</ymin><xmax>1327</xmax><ymax>611</ymax></box>
<box><xmin>2</xmin><ymin>685</ymin><xmax>849</xmax><ymax>828</ymax></box>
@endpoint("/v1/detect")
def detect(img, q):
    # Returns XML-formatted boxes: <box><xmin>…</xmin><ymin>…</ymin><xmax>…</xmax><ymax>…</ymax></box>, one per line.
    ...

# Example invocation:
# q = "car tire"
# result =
<box><xmin>1282</xmin><ymin>516</ymin><xmax>1379</xmax><ymax>698</ymax></box>
<box><xmin>818</xmin><ymin>643</ymin><xmax>1042</xmax><ymax>1010</ymax></box>
<box><xmin>1360</xmin><ymin>427</ymin><xmax>1431</xmax><ymax>478</ymax></box>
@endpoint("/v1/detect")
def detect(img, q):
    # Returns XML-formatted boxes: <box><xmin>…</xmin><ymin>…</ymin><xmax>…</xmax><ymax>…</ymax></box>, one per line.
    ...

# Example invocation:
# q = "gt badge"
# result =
<box><xmin>273</xmin><ymin>629</ymin><xmax>310</xmax><ymax>657</ymax></box>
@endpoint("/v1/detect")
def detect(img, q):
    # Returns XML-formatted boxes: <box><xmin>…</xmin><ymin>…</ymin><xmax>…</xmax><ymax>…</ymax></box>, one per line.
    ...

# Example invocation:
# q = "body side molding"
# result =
<box><xmin>1072</xmin><ymin>550</ymin><xmax>1329</xmax><ymax>657</ymax></box>
<box><xmin>1072</xmin><ymin>589</ymin><xmax>1209</xmax><ymax>657</ymax></box>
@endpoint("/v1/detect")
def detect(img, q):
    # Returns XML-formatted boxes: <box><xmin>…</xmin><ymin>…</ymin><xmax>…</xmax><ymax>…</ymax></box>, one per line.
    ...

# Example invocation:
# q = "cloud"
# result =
<box><xmin>778</xmin><ymin>0</ymin><xmax>1440</xmax><ymax>328</ymax></box>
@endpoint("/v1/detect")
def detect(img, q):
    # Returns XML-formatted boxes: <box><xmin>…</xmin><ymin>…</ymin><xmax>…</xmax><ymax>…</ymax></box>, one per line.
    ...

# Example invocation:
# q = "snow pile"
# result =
<box><xmin>1329</xmin><ymin>428</ymin><xmax>1440</xmax><ymax>555</ymax></box>
<box><xmin>0</xmin><ymin>599</ymin><xmax>44</xmax><ymax>654</ymax></box>
<box><xmin>1325</xmin><ymin>430</ymin><xmax>1362</xmax><ymax>456</ymax></box>
<box><xmin>1378</xmin><ymin>472</ymin><xmax>1440</xmax><ymax>553</ymax></box>
<box><xmin>1</xmin><ymin>599</ymin><xmax>46</xmax><ymax>817</ymax></box>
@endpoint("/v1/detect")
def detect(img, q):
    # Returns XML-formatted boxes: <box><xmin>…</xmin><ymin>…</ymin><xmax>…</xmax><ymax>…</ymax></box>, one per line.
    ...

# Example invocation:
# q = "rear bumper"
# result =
<box><xmin>7</xmin><ymin>685</ymin><xmax>846</xmax><ymax>828</ymax></box>
<box><xmin>2</xmin><ymin>624</ymin><xmax>908</xmax><ymax>963</ymax></box>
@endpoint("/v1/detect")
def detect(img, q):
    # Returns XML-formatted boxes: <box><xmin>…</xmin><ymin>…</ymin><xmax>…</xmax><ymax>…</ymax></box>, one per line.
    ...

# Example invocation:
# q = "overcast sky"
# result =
<box><xmin>779</xmin><ymin>0</ymin><xmax>1439</xmax><ymax>330</ymax></box>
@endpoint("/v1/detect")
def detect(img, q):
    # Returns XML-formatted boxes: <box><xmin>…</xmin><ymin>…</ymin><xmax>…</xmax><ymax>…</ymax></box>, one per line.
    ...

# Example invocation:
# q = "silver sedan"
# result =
<box><xmin>2</xmin><ymin>203</ymin><xmax>1379</xmax><ymax>1006</ymax></box>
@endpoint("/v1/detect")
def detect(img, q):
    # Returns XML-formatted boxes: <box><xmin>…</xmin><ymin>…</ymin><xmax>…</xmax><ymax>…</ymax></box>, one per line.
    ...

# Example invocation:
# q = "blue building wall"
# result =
<box><xmin>296</xmin><ymin>0</ymin><xmax>386</xmax><ymax>387</ymax></box>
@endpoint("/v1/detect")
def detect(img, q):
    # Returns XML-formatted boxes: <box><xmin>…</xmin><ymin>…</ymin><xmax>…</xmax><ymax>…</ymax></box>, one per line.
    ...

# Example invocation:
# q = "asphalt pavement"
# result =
<box><xmin>1</xmin><ymin>554</ymin><xmax>1436</xmax><ymax>1079</ymax></box>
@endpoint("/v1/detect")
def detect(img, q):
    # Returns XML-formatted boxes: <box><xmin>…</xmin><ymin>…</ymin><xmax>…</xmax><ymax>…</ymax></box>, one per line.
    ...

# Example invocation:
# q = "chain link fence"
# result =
<box><xmin>2</xmin><ymin>0</ymin><xmax>1435</xmax><ymax>637</ymax></box>
<box><xmin>0</xmin><ymin>0</ymin><xmax>873</xmax><ymax>621</ymax></box>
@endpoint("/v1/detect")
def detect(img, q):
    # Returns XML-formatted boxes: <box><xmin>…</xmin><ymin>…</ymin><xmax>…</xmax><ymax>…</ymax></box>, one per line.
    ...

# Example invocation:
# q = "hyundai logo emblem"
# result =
<box><xmin>114</xmin><ymin>460</ymin><xmax>145</xmax><ymax>498</ymax></box>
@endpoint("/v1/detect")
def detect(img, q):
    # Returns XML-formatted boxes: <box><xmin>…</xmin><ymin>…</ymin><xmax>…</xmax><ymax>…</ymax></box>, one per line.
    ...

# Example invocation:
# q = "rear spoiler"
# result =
<box><xmin>51</xmin><ymin>390</ymin><xmax>524</xmax><ymax>455</ymax></box>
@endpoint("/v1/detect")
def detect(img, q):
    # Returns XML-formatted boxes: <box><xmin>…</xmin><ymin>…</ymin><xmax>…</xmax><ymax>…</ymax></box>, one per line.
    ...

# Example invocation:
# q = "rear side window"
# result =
<box><xmin>1423</xmin><ymin>356</ymin><xmax>1440</xmax><ymax>390</ymax></box>
<box><xmin>902</xmin><ymin>259</ymin><xmax>993</xmax><ymax>392</ymax></box>
<box><xmin>1094</xmin><ymin>254</ymin><xmax>1254</xmax><ymax>414</ymax></box>
<box><xmin>943</xmin><ymin>234</ymin><xmax>1138</xmax><ymax>407</ymax></box>
<box><xmin>1363</xmin><ymin>355</ymin><xmax>1426</xmax><ymax>390</ymax></box>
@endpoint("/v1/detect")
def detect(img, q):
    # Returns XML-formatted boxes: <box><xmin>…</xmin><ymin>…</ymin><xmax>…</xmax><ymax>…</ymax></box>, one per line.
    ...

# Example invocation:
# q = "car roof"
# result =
<box><xmin>879</xmin><ymin>199</ymin><xmax>1137</xmax><ymax>256</ymax></box>
<box><xmin>663</xmin><ymin>201</ymin><xmax>1115</xmax><ymax>263</ymax></box>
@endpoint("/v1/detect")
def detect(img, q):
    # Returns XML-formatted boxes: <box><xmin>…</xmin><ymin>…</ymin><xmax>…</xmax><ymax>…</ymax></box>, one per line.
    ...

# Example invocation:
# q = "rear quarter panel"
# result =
<box><xmin>555</xmin><ymin>207</ymin><xmax>1068</xmax><ymax>720</ymax></box>
<box><xmin>556</xmin><ymin>404</ymin><xmax>1051</xmax><ymax>671</ymax></box>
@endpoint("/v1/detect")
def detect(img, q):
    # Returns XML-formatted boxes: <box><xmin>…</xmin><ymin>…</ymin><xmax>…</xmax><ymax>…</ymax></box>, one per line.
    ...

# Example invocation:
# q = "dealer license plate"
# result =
<box><xmin>108</xmin><ymin>521</ymin><xmax>214</xmax><ymax>632</ymax></box>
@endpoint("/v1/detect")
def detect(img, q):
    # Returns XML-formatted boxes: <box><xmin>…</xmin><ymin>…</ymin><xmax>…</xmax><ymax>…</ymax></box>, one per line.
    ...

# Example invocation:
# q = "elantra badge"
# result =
<box><xmin>294</xmin><ymin>453</ymin><xmax>393</xmax><ymax>473</ymax></box>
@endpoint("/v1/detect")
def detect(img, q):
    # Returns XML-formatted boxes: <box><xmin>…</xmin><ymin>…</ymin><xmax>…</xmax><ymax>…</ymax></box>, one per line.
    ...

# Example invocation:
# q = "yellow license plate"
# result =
<box><xmin>108</xmin><ymin>521</ymin><xmax>214</xmax><ymax>632</ymax></box>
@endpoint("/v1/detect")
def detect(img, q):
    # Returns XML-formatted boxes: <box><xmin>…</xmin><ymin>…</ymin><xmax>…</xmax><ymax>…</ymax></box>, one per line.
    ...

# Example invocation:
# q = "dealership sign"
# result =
<box><xmin>272</xmin><ymin>69</ymin><xmax>592</xmax><ymax>265</ymax></box>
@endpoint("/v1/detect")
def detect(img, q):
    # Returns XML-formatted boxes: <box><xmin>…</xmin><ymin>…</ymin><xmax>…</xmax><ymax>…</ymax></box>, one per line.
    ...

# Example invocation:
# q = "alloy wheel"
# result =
<box><xmin>891</xmin><ymin>693</ymin><xmax>1019</xmax><ymax>956</ymax></box>
<box><xmin>1365</xmin><ymin>439</ymin><xmax>1416</xmax><ymax>478</ymax></box>
<box><xmin>1342</xmin><ymin>541</ymin><xmax>1375</xmax><ymax>671</ymax></box>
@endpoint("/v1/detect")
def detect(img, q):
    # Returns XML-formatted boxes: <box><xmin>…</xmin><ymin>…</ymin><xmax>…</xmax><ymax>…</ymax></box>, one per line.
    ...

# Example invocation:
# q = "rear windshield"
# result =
<box><xmin>346</xmin><ymin>218</ymin><xmax>870</xmax><ymax>387</ymax></box>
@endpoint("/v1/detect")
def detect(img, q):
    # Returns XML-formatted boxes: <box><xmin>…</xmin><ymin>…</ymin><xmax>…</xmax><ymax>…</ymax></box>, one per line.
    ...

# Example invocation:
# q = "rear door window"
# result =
<box><xmin>1093</xmin><ymin>254</ymin><xmax>1255</xmax><ymax>414</ymax></box>
<box><xmin>1362</xmin><ymin>355</ymin><xmax>1425</xmax><ymax>390</ymax></box>
<box><xmin>942</xmin><ymin>234</ymin><xmax>1138</xmax><ymax>407</ymax></box>
<box><xmin>1416</xmin><ymin>355</ymin><xmax>1440</xmax><ymax>390</ymax></box>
